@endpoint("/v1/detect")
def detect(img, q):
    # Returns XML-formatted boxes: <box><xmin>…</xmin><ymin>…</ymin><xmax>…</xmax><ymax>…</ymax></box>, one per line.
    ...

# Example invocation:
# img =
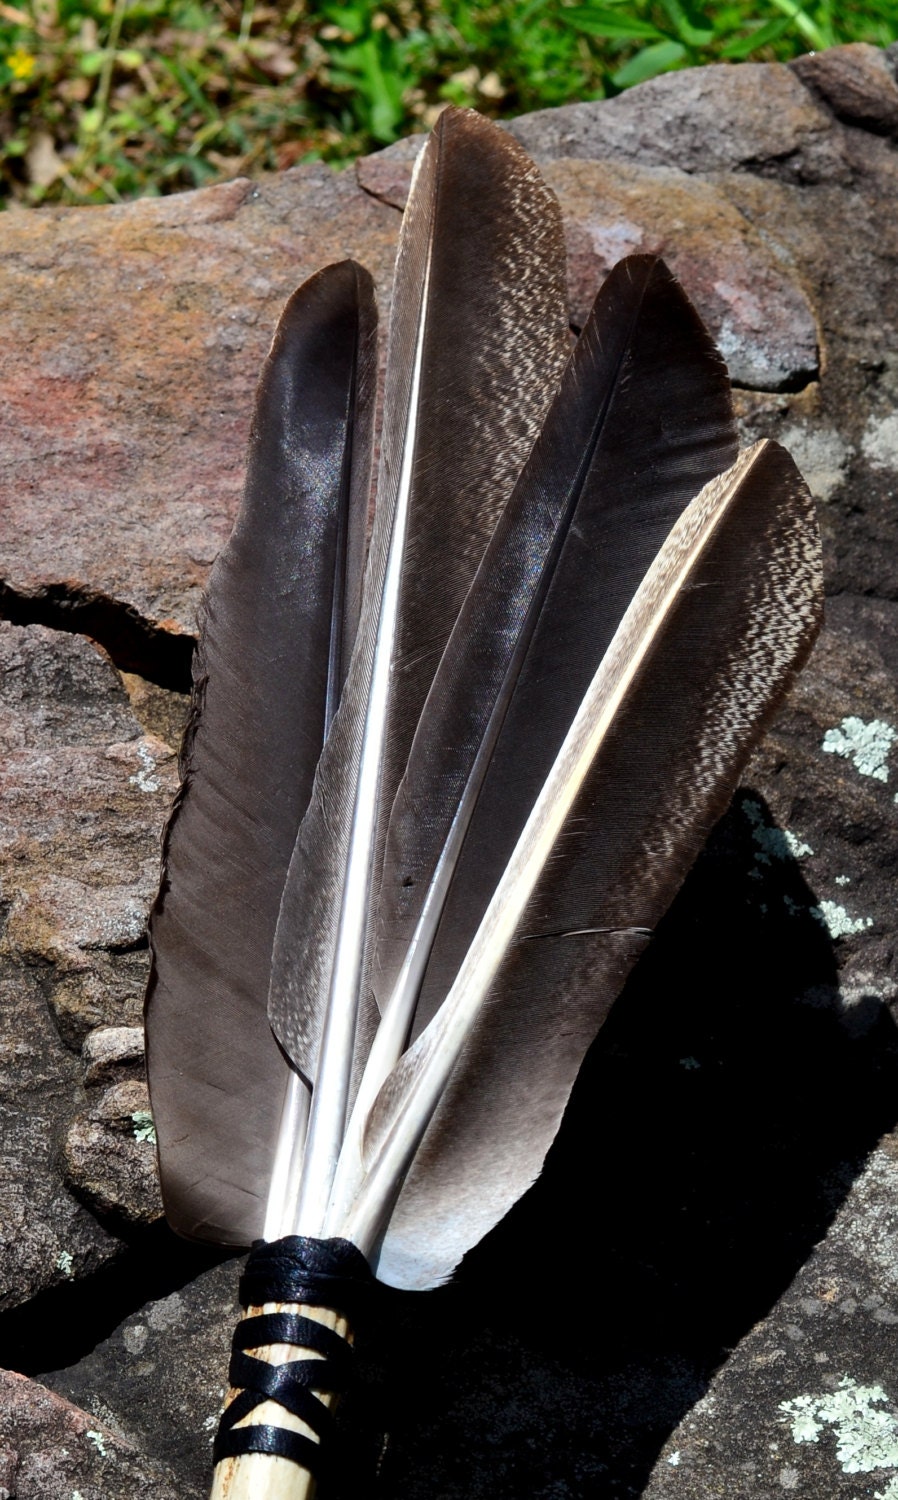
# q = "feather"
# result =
<box><xmin>367</xmin><ymin>254</ymin><xmax>738</xmax><ymax>1077</ymax></box>
<box><xmin>144</xmin><ymin>260</ymin><xmax>376</xmax><ymax>1246</ymax></box>
<box><xmin>335</xmin><ymin>440</ymin><xmax>822</xmax><ymax>1288</ymax></box>
<box><xmin>266</xmin><ymin>107</ymin><xmax>570</xmax><ymax>1236</ymax></box>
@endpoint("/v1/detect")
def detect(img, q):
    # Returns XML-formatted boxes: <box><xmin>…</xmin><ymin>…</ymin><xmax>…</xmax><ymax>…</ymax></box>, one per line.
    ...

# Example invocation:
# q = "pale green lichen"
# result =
<box><xmin>812</xmin><ymin>901</ymin><xmax>874</xmax><ymax>939</ymax></box>
<box><xmin>874</xmin><ymin>1476</ymin><xmax>898</xmax><ymax>1500</ymax></box>
<box><xmin>85</xmin><ymin>1429</ymin><xmax>109</xmax><ymax>1458</ymax></box>
<box><xmin>822</xmin><ymin>717</ymin><xmax>896</xmax><ymax>782</ymax></box>
<box><xmin>780</xmin><ymin>1378</ymin><xmax>898</xmax><ymax>1475</ymax></box>
<box><xmin>667</xmin><ymin>1451</ymin><xmax>681</xmax><ymax>1467</ymax></box>
<box><xmin>129</xmin><ymin>741</ymin><xmax>161</xmax><ymax>793</ymax></box>
<box><xmin>56</xmin><ymin>1250</ymin><xmax>74</xmax><ymax>1276</ymax></box>
<box><xmin>836</xmin><ymin>875</ymin><xmax>851</xmax><ymax>886</ymax></box>
<box><xmin>131</xmin><ymin>1109</ymin><xmax>156</xmax><ymax>1144</ymax></box>
<box><xmin>780</xmin><ymin>421</ymin><xmax>852</xmax><ymax>500</ymax></box>
<box><xmin>743</xmin><ymin>798</ymin><xmax>813</xmax><ymax>864</ymax></box>
<box><xmin>785</xmin><ymin>830</ymin><xmax>814</xmax><ymax>859</ymax></box>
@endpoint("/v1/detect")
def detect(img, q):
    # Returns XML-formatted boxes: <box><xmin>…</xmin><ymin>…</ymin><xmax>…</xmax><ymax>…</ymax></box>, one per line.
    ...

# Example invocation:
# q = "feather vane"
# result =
<box><xmin>346</xmin><ymin>439</ymin><xmax>822</xmax><ymax>1287</ymax></box>
<box><xmin>144</xmin><ymin>260</ymin><xmax>376</xmax><ymax>1246</ymax></box>
<box><xmin>265</xmin><ymin>108</ymin><xmax>570</xmax><ymax>1235</ymax></box>
<box><xmin>370</xmin><ymin>253</ymin><xmax>738</xmax><ymax>1051</ymax></box>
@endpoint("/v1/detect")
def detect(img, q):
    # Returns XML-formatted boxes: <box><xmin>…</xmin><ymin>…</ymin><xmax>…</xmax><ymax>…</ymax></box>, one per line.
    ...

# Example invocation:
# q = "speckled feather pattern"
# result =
<box><xmin>371</xmin><ymin>441</ymin><xmax>822</xmax><ymax>1288</ymax></box>
<box><xmin>268</xmin><ymin>110</ymin><xmax>570</xmax><ymax>1078</ymax></box>
<box><xmin>371</xmin><ymin>256</ymin><xmax>738</xmax><ymax>1041</ymax></box>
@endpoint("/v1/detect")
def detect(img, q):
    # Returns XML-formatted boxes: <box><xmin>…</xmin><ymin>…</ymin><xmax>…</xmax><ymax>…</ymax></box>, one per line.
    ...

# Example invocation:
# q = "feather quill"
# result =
<box><xmin>145</xmin><ymin>260</ymin><xmax>376</xmax><ymax>1246</ymax></box>
<box><xmin>266</xmin><ymin>107</ymin><xmax>570</xmax><ymax>1236</ymax></box>
<box><xmin>336</xmin><ymin>440</ymin><xmax>822</xmax><ymax>1287</ymax></box>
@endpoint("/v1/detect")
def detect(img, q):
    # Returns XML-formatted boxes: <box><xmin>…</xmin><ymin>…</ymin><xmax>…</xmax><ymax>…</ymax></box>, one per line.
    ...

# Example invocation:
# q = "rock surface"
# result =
<box><xmin>1</xmin><ymin>41</ymin><xmax>897</xmax><ymax>1500</ymax></box>
<box><xmin>0</xmin><ymin>168</ymin><xmax>398</xmax><ymax>676</ymax></box>
<box><xmin>0</xmin><ymin>1367</ymin><xmax>180</xmax><ymax>1498</ymax></box>
<box><xmin>0</xmin><ymin>622</ymin><xmax>180</xmax><ymax>1319</ymax></box>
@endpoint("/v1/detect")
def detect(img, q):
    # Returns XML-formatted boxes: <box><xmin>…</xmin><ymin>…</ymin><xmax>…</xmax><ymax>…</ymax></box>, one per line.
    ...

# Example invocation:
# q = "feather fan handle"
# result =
<box><xmin>332</xmin><ymin>440</ymin><xmax>822</xmax><ymax>1275</ymax></box>
<box><xmin>266</xmin><ymin>108</ymin><xmax>570</xmax><ymax>1237</ymax></box>
<box><xmin>145</xmin><ymin>261</ymin><xmax>376</xmax><ymax>1246</ymax></box>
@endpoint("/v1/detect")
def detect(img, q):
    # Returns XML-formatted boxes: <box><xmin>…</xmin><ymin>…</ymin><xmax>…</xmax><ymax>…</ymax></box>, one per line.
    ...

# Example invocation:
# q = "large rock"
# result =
<box><xmin>0</xmin><ymin>622</ymin><xmax>181</xmax><ymax>1312</ymax></box>
<box><xmin>1</xmin><ymin>42</ymin><xmax>898</xmax><ymax>1500</ymax></box>
<box><xmin>0</xmin><ymin>169</ymin><xmax>398</xmax><ymax>673</ymax></box>
<box><xmin>0</xmin><ymin>1367</ymin><xmax>180</xmax><ymax>1498</ymax></box>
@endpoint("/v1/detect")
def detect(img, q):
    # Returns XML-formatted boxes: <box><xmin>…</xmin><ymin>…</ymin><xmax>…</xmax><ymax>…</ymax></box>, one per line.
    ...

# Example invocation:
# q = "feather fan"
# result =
<box><xmin>143</xmin><ymin>105</ymin><xmax>823</xmax><ymax>1500</ymax></box>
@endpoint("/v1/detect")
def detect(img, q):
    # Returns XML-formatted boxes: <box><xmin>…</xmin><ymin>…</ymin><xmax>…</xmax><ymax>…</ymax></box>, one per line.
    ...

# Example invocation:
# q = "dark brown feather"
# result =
<box><xmin>268</xmin><ymin>109</ymin><xmax>571</xmax><ymax>1085</ymax></box>
<box><xmin>371</xmin><ymin>441</ymin><xmax>822</xmax><ymax>1288</ymax></box>
<box><xmin>371</xmin><ymin>256</ymin><xmax>738</xmax><ymax>1041</ymax></box>
<box><xmin>145</xmin><ymin>261</ymin><xmax>377</xmax><ymax>1245</ymax></box>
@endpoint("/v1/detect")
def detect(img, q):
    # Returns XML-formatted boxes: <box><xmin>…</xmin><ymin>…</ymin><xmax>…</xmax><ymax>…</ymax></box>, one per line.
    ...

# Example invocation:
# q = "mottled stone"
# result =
<box><xmin>542</xmin><ymin>158</ymin><xmax>818</xmax><ymax>389</ymax></box>
<box><xmin>0</xmin><ymin>623</ymin><xmax>175</xmax><ymax>1308</ymax></box>
<box><xmin>792</xmin><ymin>42</ymin><xmax>898</xmax><ymax>135</ymax></box>
<box><xmin>0</xmin><ymin>167</ymin><xmax>398</xmax><ymax>650</ymax></box>
<box><xmin>0</xmin><ymin>960</ymin><xmax>121</xmax><ymax>1311</ymax></box>
<box><xmin>508</xmin><ymin>62</ymin><xmax>844</xmax><ymax>182</ymax></box>
<box><xmin>643</xmin><ymin>1138</ymin><xmax>898</xmax><ymax>1499</ymax></box>
<box><xmin>82</xmin><ymin>1025</ymin><xmax>146</xmax><ymax>1088</ymax></box>
<box><xmin>63</xmin><ymin>1080</ymin><xmax>162</xmax><ymax>1227</ymax></box>
<box><xmin>0</xmin><ymin>625</ymin><xmax>178</xmax><ymax>1049</ymax></box>
<box><xmin>0</xmin><ymin>1368</ymin><xmax>179</xmax><ymax>1498</ymax></box>
<box><xmin>42</xmin><ymin>1255</ymin><xmax>240</xmax><ymax>1499</ymax></box>
<box><xmin>356</xmin><ymin>133</ymin><xmax>425</xmax><ymax>210</ymax></box>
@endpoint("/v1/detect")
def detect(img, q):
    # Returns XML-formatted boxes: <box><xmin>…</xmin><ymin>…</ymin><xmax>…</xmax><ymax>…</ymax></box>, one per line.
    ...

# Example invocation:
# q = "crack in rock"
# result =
<box><xmin>0</xmin><ymin>581</ymin><xmax>194</xmax><ymax>693</ymax></box>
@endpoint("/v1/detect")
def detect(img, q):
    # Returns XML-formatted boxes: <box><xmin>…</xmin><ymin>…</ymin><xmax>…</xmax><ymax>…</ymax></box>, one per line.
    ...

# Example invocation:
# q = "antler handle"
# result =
<box><xmin>210</xmin><ymin>1300</ymin><xmax>351</xmax><ymax>1500</ymax></box>
<box><xmin>209</xmin><ymin>1237</ymin><xmax>372</xmax><ymax>1500</ymax></box>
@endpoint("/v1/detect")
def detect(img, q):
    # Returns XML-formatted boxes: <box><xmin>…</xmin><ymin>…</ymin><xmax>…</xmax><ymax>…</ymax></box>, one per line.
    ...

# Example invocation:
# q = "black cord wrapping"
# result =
<box><xmin>213</xmin><ymin>1235</ymin><xmax>374</xmax><ymax>1480</ymax></box>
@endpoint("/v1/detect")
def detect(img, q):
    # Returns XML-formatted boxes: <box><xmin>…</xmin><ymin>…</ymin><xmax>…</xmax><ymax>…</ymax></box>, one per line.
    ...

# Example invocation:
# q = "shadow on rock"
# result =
<box><xmin>340</xmin><ymin>789</ymin><xmax>898</xmax><ymax>1500</ymax></box>
<box><xmin>0</xmin><ymin>1220</ymin><xmax>232</xmax><ymax>1378</ymax></box>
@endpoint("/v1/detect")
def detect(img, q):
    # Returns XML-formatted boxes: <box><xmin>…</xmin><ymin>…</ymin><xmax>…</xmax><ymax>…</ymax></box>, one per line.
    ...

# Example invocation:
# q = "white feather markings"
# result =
<box><xmin>325</xmin><ymin>442</ymin><xmax>770</xmax><ymax>1251</ymax></box>
<box><xmin>285</xmin><ymin>220</ymin><xmax>436</xmax><ymax>1239</ymax></box>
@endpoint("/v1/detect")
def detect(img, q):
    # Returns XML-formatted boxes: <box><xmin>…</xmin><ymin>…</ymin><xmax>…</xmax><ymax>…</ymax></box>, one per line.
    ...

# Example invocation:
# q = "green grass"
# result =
<box><xmin>1</xmin><ymin>0</ymin><xmax>896</xmax><ymax>206</ymax></box>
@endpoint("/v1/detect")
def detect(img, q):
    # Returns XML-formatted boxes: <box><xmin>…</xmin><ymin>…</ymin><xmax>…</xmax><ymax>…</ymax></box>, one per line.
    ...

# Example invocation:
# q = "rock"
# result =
<box><xmin>0</xmin><ymin>167</ymin><xmax>398</xmax><ymax>665</ymax></box>
<box><xmin>0</xmin><ymin>943</ymin><xmax>122</xmax><ymax>1311</ymax></box>
<box><xmin>508</xmin><ymin>62</ymin><xmax>844</xmax><ymax>182</ymax></box>
<box><xmin>792</xmin><ymin>42</ymin><xmax>898</xmax><ymax>136</ymax></box>
<box><xmin>643</xmin><ymin>1138</ymin><xmax>898</xmax><ymax>1499</ymax></box>
<box><xmin>41</xmin><ymin>1253</ymin><xmax>241</xmax><ymax>1499</ymax></box>
<box><xmin>542</xmin><ymin>158</ymin><xmax>818</xmax><ymax>389</ymax></box>
<box><xmin>0</xmin><ymin>1368</ymin><xmax>179</xmax><ymax>1498</ymax></box>
<box><xmin>82</xmin><ymin>1025</ymin><xmax>146</xmax><ymax>1088</ymax></box>
<box><xmin>2</xmin><ymin>48</ymin><xmax>898</xmax><ymax>1500</ymax></box>
<box><xmin>63</xmin><ymin>1079</ymin><xmax>162</xmax><ymax>1227</ymax></box>
<box><xmin>0</xmin><ymin>623</ymin><xmax>177</xmax><ymax>1309</ymax></box>
<box><xmin>356</xmin><ymin>133</ymin><xmax>425</xmax><ymax>209</ymax></box>
<box><xmin>118</xmin><ymin>672</ymin><xmax>190</xmax><ymax>751</ymax></box>
<box><xmin>0</xmin><ymin>625</ymin><xmax>179</xmax><ymax>1050</ymax></box>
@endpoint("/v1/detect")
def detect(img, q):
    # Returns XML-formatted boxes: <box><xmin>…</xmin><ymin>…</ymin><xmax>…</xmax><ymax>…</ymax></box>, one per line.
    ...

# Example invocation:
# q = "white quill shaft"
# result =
<box><xmin>328</xmin><ymin>444</ymin><xmax>764</xmax><ymax>1250</ymax></box>
<box><xmin>290</xmin><ymin>251</ymin><xmax>434</xmax><ymax>1237</ymax></box>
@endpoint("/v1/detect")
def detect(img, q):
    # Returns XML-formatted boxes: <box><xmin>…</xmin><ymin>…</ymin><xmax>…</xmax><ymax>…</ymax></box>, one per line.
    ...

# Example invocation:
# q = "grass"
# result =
<box><xmin>1</xmin><ymin>0</ymin><xmax>897</xmax><ymax>207</ymax></box>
